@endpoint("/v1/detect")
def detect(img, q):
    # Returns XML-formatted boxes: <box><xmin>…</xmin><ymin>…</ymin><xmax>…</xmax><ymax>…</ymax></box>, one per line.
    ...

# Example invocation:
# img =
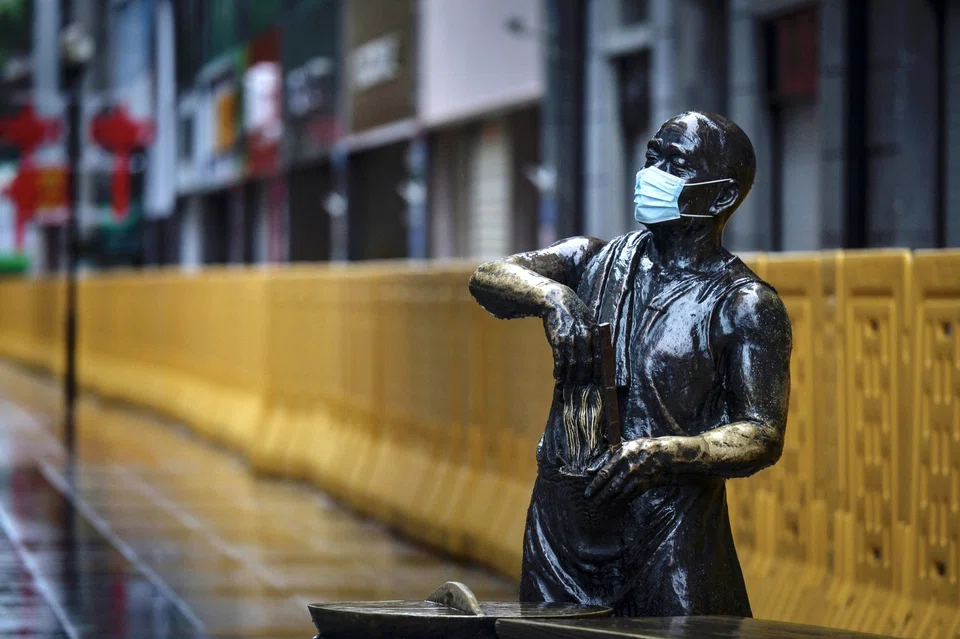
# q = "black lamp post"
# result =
<box><xmin>59</xmin><ymin>19</ymin><xmax>94</xmax><ymax>460</ymax></box>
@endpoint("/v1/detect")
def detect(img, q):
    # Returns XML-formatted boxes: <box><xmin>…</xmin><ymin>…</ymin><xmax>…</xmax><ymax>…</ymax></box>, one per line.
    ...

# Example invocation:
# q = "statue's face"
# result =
<box><xmin>642</xmin><ymin>114</ymin><xmax>730</xmax><ymax>219</ymax></box>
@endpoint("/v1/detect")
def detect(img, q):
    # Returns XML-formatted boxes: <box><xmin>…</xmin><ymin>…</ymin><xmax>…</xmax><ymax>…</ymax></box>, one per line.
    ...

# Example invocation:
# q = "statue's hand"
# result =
<box><xmin>542</xmin><ymin>286</ymin><xmax>597</xmax><ymax>385</ymax></box>
<box><xmin>584</xmin><ymin>438</ymin><xmax>673</xmax><ymax>503</ymax></box>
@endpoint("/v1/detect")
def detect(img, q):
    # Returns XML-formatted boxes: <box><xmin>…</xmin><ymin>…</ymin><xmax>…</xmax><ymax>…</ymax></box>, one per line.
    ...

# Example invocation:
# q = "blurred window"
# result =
<box><xmin>769</xmin><ymin>7</ymin><xmax>819</xmax><ymax>103</ymax></box>
<box><xmin>177</xmin><ymin>114</ymin><xmax>194</xmax><ymax>162</ymax></box>
<box><xmin>619</xmin><ymin>0</ymin><xmax>648</xmax><ymax>26</ymax></box>
<box><xmin>175</xmin><ymin>0</ymin><xmax>201</xmax><ymax>89</ymax></box>
<box><xmin>0</xmin><ymin>0</ymin><xmax>32</xmax><ymax>58</ymax></box>
<box><xmin>766</xmin><ymin>6</ymin><xmax>821</xmax><ymax>251</ymax></box>
<box><xmin>244</xmin><ymin>0</ymin><xmax>283</xmax><ymax>39</ymax></box>
<box><xmin>206</xmin><ymin>0</ymin><xmax>239</xmax><ymax>61</ymax></box>
<box><xmin>467</xmin><ymin>121</ymin><xmax>511</xmax><ymax>259</ymax></box>
<box><xmin>616</xmin><ymin>50</ymin><xmax>651</xmax><ymax>222</ymax></box>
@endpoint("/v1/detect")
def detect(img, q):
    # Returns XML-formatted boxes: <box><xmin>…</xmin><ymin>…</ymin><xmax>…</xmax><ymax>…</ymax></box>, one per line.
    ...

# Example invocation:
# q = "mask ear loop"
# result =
<box><xmin>678</xmin><ymin>178</ymin><xmax>735</xmax><ymax>218</ymax></box>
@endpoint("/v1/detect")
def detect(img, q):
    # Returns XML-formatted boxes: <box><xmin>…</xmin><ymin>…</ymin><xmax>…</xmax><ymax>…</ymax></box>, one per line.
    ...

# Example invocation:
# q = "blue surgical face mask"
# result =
<box><xmin>633</xmin><ymin>166</ymin><xmax>733</xmax><ymax>225</ymax></box>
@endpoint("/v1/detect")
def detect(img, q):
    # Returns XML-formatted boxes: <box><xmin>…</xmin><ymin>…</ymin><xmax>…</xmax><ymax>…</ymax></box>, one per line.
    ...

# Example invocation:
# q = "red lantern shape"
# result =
<box><xmin>0</xmin><ymin>103</ymin><xmax>63</xmax><ymax>248</ymax></box>
<box><xmin>89</xmin><ymin>105</ymin><xmax>155</xmax><ymax>221</ymax></box>
<box><xmin>0</xmin><ymin>103</ymin><xmax>62</xmax><ymax>157</ymax></box>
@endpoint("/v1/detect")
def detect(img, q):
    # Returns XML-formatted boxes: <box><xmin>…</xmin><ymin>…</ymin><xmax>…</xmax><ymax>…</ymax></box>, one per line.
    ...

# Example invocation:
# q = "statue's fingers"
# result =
<box><xmin>618</xmin><ymin>477</ymin><xmax>649</xmax><ymax>505</ymax></box>
<box><xmin>593</xmin><ymin>468</ymin><xmax>628</xmax><ymax>504</ymax></box>
<box><xmin>585</xmin><ymin>458</ymin><xmax>616</xmax><ymax>496</ymax></box>
<box><xmin>586</xmin><ymin>448</ymin><xmax>612</xmax><ymax>473</ymax></box>
<box><xmin>586</xmin><ymin>452</ymin><xmax>627</xmax><ymax>498</ymax></box>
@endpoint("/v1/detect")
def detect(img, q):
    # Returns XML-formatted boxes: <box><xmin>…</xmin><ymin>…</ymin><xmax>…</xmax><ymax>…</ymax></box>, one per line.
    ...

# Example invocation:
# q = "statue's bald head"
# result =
<box><xmin>650</xmin><ymin>112</ymin><xmax>756</xmax><ymax>221</ymax></box>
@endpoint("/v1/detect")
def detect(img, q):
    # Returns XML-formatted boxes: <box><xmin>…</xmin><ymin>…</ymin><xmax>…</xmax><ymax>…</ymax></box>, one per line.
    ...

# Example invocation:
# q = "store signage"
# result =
<box><xmin>246</xmin><ymin>29</ymin><xmax>283</xmax><ymax>177</ymax></box>
<box><xmin>352</xmin><ymin>33</ymin><xmax>399</xmax><ymax>91</ymax></box>
<box><xmin>286</xmin><ymin>56</ymin><xmax>335</xmax><ymax>116</ymax></box>
<box><xmin>346</xmin><ymin>0</ymin><xmax>414</xmax><ymax>133</ymax></box>
<box><xmin>213</xmin><ymin>80</ymin><xmax>238</xmax><ymax>155</ymax></box>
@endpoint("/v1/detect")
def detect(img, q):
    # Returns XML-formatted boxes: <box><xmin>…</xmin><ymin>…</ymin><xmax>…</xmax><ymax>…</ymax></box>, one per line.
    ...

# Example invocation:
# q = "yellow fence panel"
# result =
<box><xmin>762</xmin><ymin>252</ymin><xmax>829</xmax><ymax>565</ymax></box>
<box><xmin>908</xmin><ymin>250</ymin><xmax>960</xmax><ymax>615</ymax></box>
<box><xmin>838</xmin><ymin>250</ymin><xmax>912</xmax><ymax>592</ymax></box>
<box><xmin>0</xmin><ymin>247</ymin><xmax>958</xmax><ymax>637</ymax></box>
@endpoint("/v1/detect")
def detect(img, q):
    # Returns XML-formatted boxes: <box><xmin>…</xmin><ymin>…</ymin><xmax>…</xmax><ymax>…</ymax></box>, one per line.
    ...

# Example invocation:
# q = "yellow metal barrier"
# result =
<box><xmin>0</xmin><ymin>249</ymin><xmax>959</xmax><ymax>637</ymax></box>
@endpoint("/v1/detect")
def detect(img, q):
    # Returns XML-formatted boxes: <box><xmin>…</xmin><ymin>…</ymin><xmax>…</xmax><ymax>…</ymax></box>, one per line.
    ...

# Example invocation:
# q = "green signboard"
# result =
<box><xmin>282</xmin><ymin>0</ymin><xmax>341</xmax><ymax>164</ymax></box>
<box><xmin>0</xmin><ymin>0</ymin><xmax>31</xmax><ymax>70</ymax></box>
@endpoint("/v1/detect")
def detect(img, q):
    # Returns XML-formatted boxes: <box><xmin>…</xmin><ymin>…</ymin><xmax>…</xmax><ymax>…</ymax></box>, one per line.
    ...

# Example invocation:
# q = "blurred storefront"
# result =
<box><xmin>344</xmin><ymin>0</ymin><xmax>415</xmax><ymax>261</ymax></box>
<box><xmin>143</xmin><ymin>0</ymin><xmax>178</xmax><ymax>264</ymax></box>
<box><xmin>93</xmin><ymin>0</ymin><xmax>153</xmax><ymax>268</ymax></box>
<box><xmin>283</xmin><ymin>0</ymin><xmax>341</xmax><ymax>263</ymax></box>
<box><xmin>9</xmin><ymin>0</ymin><xmax>63</xmax><ymax>273</ymax></box>
<box><xmin>0</xmin><ymin>163</ymin><xmax>29</xmax><ymax>275</ymax></box>
<box><xmin>198</xmin><ymin>50</ymin><xmax>245</xmax><ymax>265</ymax></box>
<box><xmin>419</xmin><ymin>0</ymin><xmax>543</xmax><ymax>259</ymax></box>
<box><xmin>15</xmin><ymin>0</ymin><xmax>956</xmax><ymax>273</ymax></box>
<box><xmin>583</xmin><ymin>0</ymin><xmax>729</xmax><ymax>242</ymax></box>
<box><xmin>244</xmin><ymin>27</ymin><xmax>286</xmax><ymax>263</ymax></box>
<box><xmin>581</xmin><ymin>0</ymin><xmax>960</xmax><ymax>251</ymax></box>
<box><xmin>724</xmin><ymin>0</ymin><xmax>959</xmax><ymax>250</ymax></box>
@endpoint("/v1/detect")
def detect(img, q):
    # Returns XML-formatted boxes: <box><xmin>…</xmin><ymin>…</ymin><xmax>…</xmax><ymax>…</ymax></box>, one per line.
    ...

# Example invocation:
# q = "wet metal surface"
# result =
<box><xmin>309</xmin><ymin>600</ymin><xmax>611</xmax><ymax>639</ymax></box>
<box><xmin>0</xmin><ymin>363</ymin><xmax>516</xmax><ymax>638</ymax></box>
<box><xmin>469</xmin><ymin>112</ymin><xmax>791</xmax><ymax>617</ymax></box>
<box><xmin>495</xmin><ymin>616</ymin><xmax>900</xmax><ymax>638</ymax></box>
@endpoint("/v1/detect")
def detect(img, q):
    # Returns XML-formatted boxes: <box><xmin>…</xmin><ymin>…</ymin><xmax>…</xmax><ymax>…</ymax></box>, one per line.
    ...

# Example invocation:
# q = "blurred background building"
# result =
<box><xmin>2</xmin><ymin>0</ymin><xmax>959</xmax><ymax>273</ymax></box>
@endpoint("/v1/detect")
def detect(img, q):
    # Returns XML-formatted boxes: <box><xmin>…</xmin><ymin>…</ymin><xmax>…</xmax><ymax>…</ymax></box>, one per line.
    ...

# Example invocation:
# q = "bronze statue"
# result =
<box><xmin>469</xmin><ymin>112</ymin><xmax>792</xmax><ymax>617</ymax></box>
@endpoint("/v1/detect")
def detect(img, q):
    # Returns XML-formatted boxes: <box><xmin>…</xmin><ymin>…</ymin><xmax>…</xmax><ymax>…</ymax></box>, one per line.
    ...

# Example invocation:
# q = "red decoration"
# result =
<box><xmin>0</xmin><ymin>103</ymin><xmax>62</xmax><ymax>157</ymax></box>
<box><xmin>3</xmin><ymin>163</ymin><xmax>37</xmax><ymax>249</ymax></box>
<box><xmin>0</xmin><ymin>103</ymin><xmax>64</xmax><ymax>244</ymax></box>
<box><xmin>245</xmin><ymin>29</ymin><xmax>283</xmax><ymax>178</ymax></box>
<box><xmin>89</xmin><ymin>105</ymin><xmax>155</xmax><ymax>221</ymax></box>
<box><xmin>775</xmin><ymin>7</ymin><xmax>819</xmax><ymax>102</ymax></box>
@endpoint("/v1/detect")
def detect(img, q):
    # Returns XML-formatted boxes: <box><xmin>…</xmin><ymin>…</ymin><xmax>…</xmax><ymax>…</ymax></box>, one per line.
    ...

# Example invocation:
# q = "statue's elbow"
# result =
<box><xmin>468</xmin><ymin>263</ymin><xmax>490</xmax><ymax>296</ymax></box>
<box><xmin>759</xmin><ymin>427</ymin><xmax>785</xmax><ymax>469</ymax></box>
<box><xmin>469</xmin><ymin>261</ymin><xmax>508</xmax><ymax>315</ymax></box>
<box><xmin>468</xmin><ymin>264</ymin><xmax>493</xmax><ymax>303</ymax></box>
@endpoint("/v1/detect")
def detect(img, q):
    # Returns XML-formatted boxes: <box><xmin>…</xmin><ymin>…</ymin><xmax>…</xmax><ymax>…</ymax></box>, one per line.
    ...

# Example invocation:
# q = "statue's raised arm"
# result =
<box><xmin>469</xmin><ymin>237</ymin><xmax>606</xmax><ymax>385</ymax></box>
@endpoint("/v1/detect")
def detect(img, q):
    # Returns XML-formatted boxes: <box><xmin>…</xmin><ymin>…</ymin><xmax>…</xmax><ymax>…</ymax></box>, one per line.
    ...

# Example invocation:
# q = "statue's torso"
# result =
<box><xmin>523</xmin><ymin>232</ymin><xmax>761</xmax><ymax>616</ymax></box>
<box><xmin>618</xmin><ymin>252</ymin><xmax>736</xmax><ymax>441</ymax></box>
<box><xmin>539</xmin><ymin>233</ymin><xmax>755</xmax><ymax>467</ymax></box>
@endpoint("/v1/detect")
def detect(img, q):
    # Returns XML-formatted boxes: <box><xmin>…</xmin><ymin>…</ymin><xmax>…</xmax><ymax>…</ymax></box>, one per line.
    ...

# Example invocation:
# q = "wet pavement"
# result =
<box><xmin>0</xmin><ymin>362</ymin><xmax>516</xmax><ymax>638</ymax></box>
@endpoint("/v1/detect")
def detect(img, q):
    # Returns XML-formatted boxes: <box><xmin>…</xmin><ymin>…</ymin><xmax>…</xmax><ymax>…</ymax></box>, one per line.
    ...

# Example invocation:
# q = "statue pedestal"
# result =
<box><xmin>495</xmin><ymin>615</ymin><xmax>900</xmax><ymax>639</ymax></box>
<box><xmin>307</xmin><ymin>582</ymin><xmax>610</xmax><ymax>639</ymax></box>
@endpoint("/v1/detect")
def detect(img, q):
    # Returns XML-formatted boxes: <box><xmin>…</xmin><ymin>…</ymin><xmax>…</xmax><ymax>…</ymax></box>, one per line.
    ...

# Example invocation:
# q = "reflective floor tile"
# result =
<box><xmin>0</xmin><ymin>363</ymin><xmax>518</xmax><ymax>638</ymax></box>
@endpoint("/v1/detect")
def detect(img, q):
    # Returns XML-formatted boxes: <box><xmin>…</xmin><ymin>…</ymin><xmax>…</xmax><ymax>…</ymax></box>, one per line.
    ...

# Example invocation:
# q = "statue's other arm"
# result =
<box><xmin>673</xmin><ymin>282</ymin><xmax>792</xmax><ymax>477</ymax></box>
<box><xmin>587</xmin><ymin>282</ymin><xmax>792</xmax><ymax>501</ymax></box>
<box><xmin>469</xmin><ymin>236</ymin><xmax>607</xmax><ymax>384</ymax></box>
<box><xmin>469</xmin><ymin>237</ymin><xmax>606</xmax><ymax>319</ymax></box>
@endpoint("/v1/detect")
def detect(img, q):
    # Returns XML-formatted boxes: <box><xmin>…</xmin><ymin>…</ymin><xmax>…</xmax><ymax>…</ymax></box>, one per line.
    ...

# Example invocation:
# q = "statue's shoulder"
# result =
<box><xmin>716</xmin><ymin>260</ymin><xmax>790</xmax><ymax>337</ymax></box>
<box><xmin>724</xmin><ymin>254</ymin><xmax>778</xmax><ymax>294</ymax></box>
<box><xmin>579</xmin><ymin>230</ymin><xmax>649</xmax><ymax>273</ymax></box>
<box><xmin>598</xmin><ymin>230</ymin><xmax>651</xmax><ymax>258</ymax></box>
<box><xmin>623</xmin><ymin>229</ymin><xmax>652</xmax><ymax>245</ymax></box>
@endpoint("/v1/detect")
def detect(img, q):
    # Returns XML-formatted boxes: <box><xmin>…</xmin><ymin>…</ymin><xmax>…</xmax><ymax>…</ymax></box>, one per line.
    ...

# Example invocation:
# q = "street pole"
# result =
<box><xmin>59</xmin><ymin>13</ymin><xmax>93</xmax><ymax>461</ymax></box>
<box><xmin>543</xmin><ymin>0</ymin><xmax>585</xmax><ymax>241</ymax></box>
<box><xmin>62</xmin><ymin>58</ymin><xmax>79</xmax><ymax>459</ymax></box>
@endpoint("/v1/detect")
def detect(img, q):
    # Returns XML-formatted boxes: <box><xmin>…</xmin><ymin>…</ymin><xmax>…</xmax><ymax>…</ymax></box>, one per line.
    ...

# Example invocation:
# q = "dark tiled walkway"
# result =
<box><xmin>0</xmin><ymin>363</ymin><xmax>516</xmax><ymax>638</ymax></box>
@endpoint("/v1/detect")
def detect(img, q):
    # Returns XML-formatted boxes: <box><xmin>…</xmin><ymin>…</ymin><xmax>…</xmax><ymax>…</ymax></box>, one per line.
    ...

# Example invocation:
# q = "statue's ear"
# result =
<box><xmin>708</xmin><ymin>181</ymin><xmax>739</xmax><ymax>216</ymax></box>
